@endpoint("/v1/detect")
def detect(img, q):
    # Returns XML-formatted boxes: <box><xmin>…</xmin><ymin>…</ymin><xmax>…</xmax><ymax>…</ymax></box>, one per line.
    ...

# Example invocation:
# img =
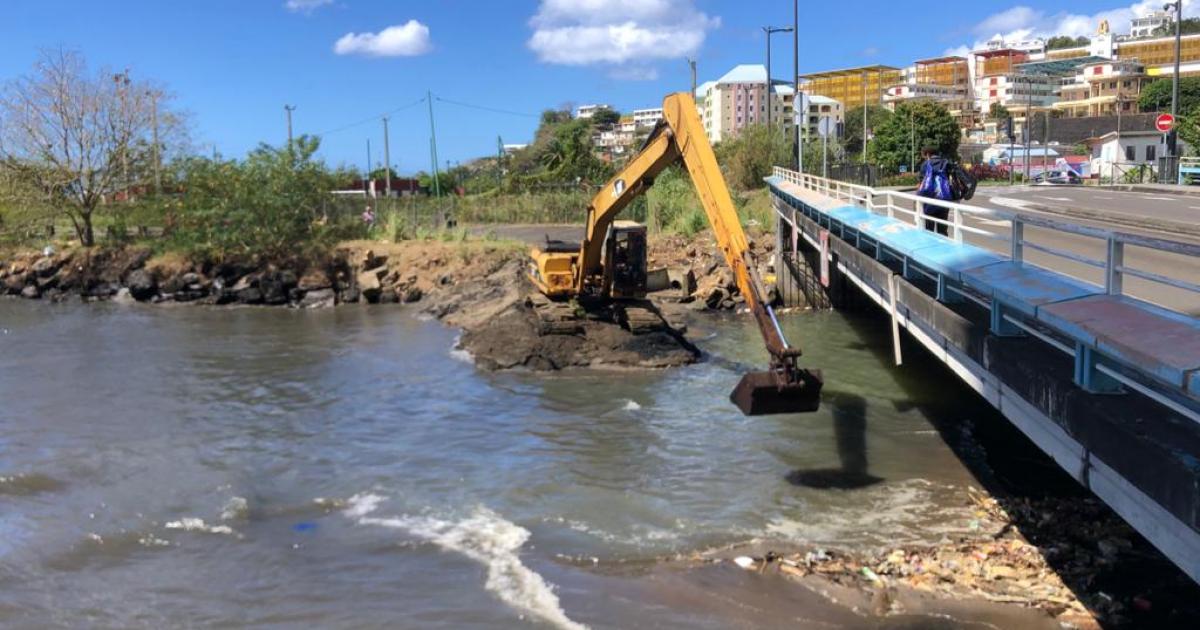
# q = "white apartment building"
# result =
<box><xmin>1130</xmin><ymin>11</ymin><xmax>1172</xmax><ymax>38</ymax></box>
<box><xmin>802</xmin><ymin>95</ymin><xmax>843</xmax><ymax>137</ymax></box>
<box><xmin>974</xmin><ymin>73</ymin><xmax>1059</xmax><ymax>114</ymax></box>
<box><xmin>575</xmin><ymin>104</ymin><xmax>611</xmax><ymax>119</ymax></box>
<box><xmin>696</xmin><ymin>64</ymin><xmax>795</xmax><ymax>144</ymax></box>
<box><xmin>632</xmin><ymin>108</ymin><xmax>663</xmax><ymax>128</ymax></box>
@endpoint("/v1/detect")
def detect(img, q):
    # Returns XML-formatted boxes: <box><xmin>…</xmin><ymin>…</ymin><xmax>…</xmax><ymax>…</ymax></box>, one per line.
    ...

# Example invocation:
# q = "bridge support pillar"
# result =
<box><xmin>1073</xmin><ymin>343</ymin><xmax>1125</xmax><ymax>394</ymax></box>
<box><xmin>989</xmin><ymin>303</ymin><xmax>1025</xmax><ymax>337</ymax></box>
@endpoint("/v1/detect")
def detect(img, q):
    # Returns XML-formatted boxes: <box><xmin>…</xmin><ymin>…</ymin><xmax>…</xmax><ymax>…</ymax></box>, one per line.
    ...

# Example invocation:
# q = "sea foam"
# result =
<box><xmin>344</xmin><ymin>494</ymin><xmax>587</xmax><ymax>630</ymax></box>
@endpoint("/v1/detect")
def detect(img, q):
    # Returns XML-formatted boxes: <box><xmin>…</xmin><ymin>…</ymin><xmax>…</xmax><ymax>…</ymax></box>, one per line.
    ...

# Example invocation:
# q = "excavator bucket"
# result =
<box><xmin>730</xmin><ymin>369</ymin><xmax>823</xmax><ymax>416</ymax></box>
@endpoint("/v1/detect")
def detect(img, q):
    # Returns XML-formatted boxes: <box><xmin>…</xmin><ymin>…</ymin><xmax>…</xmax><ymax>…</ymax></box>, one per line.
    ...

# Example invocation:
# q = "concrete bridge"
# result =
<box><xmin>767</xmin><ymin>168</ymin><xmax>1200</xmax><ymax>583</ymax></box>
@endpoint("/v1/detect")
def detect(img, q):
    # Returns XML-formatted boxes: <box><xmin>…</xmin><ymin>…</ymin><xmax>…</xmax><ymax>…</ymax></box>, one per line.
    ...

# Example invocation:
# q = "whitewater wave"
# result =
<box><xmin>165</xmin><ymin>517</ymin><xmax>236</xmax><ymax>536</ymax></box>
<box><xmin>621</xmin><ymin>400</ymin><xmax>641</xmax><ymax>411</ymax></box>
<box><xmin>344</xmin><ymin>494</ymin><xmax>587</xmax><ymax>630</ymax></box>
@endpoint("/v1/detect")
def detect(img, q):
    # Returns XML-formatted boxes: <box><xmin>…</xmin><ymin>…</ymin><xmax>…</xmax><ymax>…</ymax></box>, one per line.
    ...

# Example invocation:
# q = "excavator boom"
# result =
<box><xmin>570</xmin><ymin>93</ymin><xmax>822</xmax><ymax>415</ymax></box>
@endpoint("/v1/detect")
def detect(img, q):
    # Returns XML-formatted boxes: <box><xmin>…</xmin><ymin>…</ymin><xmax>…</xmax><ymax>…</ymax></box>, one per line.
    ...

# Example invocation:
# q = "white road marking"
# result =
<box><xmin>1095</xmin><ymin>196</ymin><xmax>1113</xmax><ymax>200</ymax></box>
<box><xmin>1189</xmin><ymin>206</ymin><xmax>1200</xmax><ymax>210</ymax></box>
<box><xmin>1036</xmin><ymin>196</ymin><xmax>1072</xmax><ymax>202</ymax></box>
<box><xmin>1142</xmin><ymin>196</ymin><xmax>1176</xmax><ymax>201</ymax></box>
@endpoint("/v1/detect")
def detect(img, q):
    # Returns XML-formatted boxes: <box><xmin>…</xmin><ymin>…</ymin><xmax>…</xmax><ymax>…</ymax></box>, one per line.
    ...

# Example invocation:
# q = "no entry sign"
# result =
<box><xmin>1156</xmin><ymin>113</ymin><xmax>1176</xmax><ymax>133</ymax></box>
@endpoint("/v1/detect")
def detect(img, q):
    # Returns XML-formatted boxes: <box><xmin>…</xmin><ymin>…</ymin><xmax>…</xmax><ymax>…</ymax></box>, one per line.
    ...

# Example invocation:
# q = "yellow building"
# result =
<box><xmin>799</xmin><ymin>65</ymin><xmax>901</xmax><ymax>110</ymax></box>
<box><xmin>913</xmin><ymin>56</ymin><xmax>969</xmax><ymax>87</ymax></box>
<box><xmin>1115</xmin><ymin>33</ymin><xmax>1200</xmax><ymax>75</ymax></box>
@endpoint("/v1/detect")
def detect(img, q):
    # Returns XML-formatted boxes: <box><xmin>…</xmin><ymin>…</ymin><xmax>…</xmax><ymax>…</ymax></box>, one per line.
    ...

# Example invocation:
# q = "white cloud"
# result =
<box><xmin>285</xmin><ymin>0</ymin><xmax>333</xmax><ymax>14</ymax></box>
<box><xmin>954</xmin><ymin>0</ymin><xmax>1200</xmax><ymax>51</ymax></box>
<box><xmin>608</xmin><ymin>66</ymin><xmax>659</xmax><ymax>81</ymax></box>
<box><xmin>527</xmin><ymin>0</ymin><xmax>719</xmax><ymax>71</ymax></box>
<box><xmin>334</xmin><ymin>20</ymin><xmax>432</xmax><ymax>57</ymax></box>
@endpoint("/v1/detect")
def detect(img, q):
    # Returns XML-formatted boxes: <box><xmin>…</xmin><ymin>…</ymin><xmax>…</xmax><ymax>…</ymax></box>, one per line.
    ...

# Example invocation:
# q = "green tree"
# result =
<box><xmin>590</xmin><ymin>108</ymin><xmax>621</xmax><ymax>126</ymax></box>
<box><xmin>369</xmin><ymin>166</ymin><xmax>398</xmax><ymax>180</ymax></box>
<box><xmin>1138</xmin><ymin>77</ymin><xmax>1200</xmax><ymax>114</ymax></box>
<box><xmin>842</xmin><ymin>105</ymin><xmax>892</xmax><ymax>156</ymax></box>
<box><xmin>1152</xmin><ymin>18</ymin><xmax>1200</xmax><ymax>37</ymax></box>
<box><xmin>713</xmin><ymin>124</ymin><xmax>793</xmax><ymax>190</ymax></box>
<box><xmin>1177</xmin><ymin>106</ymin><xmax>1200</xmax><ymax>156</ymax></box>
<box><xmin>988</xmin><ymin>102</ymin><xmax>1012</xmax><ymax>121</ymax></box>
<box><xmin>868</xmin><ymin>101</ymin><xmax>960</xmax><ymax>173</ymax></box>
<box><xmin>1045</xmin><ymin>35</ymin><xmax>1090</xmax><ymax>50</ymax></box>
<box><xmin>169</xmin><ymin>135</ymin><xmax>345</xmax><ymax>261</ymax></box>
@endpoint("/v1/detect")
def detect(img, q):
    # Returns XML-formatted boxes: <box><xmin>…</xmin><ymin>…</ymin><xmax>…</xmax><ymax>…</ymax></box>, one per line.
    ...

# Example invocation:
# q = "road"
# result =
<box><xmin>886</xmin><ymin>191</ymin><xmax>1200</xmax><ymax>315</ymax></box>
<box><xmin>976</xmin><ymin>184</ymin><xmax>1200</xmax><ymax>233</ymax></box>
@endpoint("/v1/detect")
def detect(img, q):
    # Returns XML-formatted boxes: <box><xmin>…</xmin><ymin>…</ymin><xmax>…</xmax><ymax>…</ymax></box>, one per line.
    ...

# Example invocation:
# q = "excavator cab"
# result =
<box><xmin>603</xmin><ymin>221</ymin><xmax>648</xmax><ymax>299</ymax></box>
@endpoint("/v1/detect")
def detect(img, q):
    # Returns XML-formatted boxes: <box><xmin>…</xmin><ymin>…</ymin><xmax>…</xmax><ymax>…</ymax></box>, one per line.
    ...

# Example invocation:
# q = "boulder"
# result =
<box><xmin>231</xmin><ymin>274</ymin><xmax>256</xmax><ymax>292</ymax></box>
<box><xmin>236</xmin><ymin>287</ymin><xmax>264</xmax><ymax>304</ymax></box>
<box><xmin>125</xmin><ymin>269</ymin><xmax>157</xmax><ymax>301</ymax></box>
<box><xmin>338</xmin><ymin>287</ymin><xmax>360</xmax><ymax>304</ymax></box>
<box><xmin>111</xmin><ymin>287</ymin><xmax>135</xmax><ymax>305</ymax></box>
<box><xmin>256</xmin><ymin>271</ymin><xmax>293</xmax><ymax>305</ymax></box>
<box><xmin>357</xmin><ymin>266</ymin><xmax>387</xmax><ymax>303</ymax></box>
<box><xmin>31</xmin><ymin>256</ymin><xmax>60</xmax><ymax>278</ymax></box>
<box><xmin>20</xmin><ymin>285</ymin><xmax>39</xmax><ymax>299</ymax></box>
<box><xmin>160</xmin><ymin>273</ymin><xmax>187</xmax><ymax>295</ymax></box>
<box><xmin>378</xmin><ymin>289</ymin><xmax>399</xmax><ymax>304</ymax></box>
<box><xmin>401</xmin><ymin>286</ymin><xmax>423</xmax><ymax>304</ymax></box>
<box><xmin>3</xmin><ymin>274</ymin><xmax>27</xmax><ymax>295</ymax></box>
<box><xmin>297</xmin><ymin>268</ymin><xmax>331</xmax><ymax>291</ymax></box>
<box><xmin>297</xmin><ymin>288</ymin><xmax>335</xmax><ymax>309</ymax></box>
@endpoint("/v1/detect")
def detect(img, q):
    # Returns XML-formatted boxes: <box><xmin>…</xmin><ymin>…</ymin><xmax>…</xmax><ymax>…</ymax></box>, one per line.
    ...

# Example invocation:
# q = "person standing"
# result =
<box><xmin>914</xmin><ymin>145</ymin><xmax>970</xmax><ymax>236</ymax></box>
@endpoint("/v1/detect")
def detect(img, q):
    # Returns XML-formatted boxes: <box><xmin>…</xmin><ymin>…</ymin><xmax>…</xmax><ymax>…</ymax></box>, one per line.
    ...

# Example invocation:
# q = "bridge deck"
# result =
<box><xmin>768</xmin><ymin>176</ymin><xmax>1200</xmax><ymax>584</ymax></box>
<box><xmin>770</xmin><ymin>177</ymin><xmax>1200</xmax><ymax>402</ymax></box>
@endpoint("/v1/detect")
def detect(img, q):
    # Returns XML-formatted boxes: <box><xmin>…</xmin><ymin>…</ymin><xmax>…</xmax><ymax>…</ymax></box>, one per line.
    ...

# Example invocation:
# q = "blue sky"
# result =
<box><xmin>1</xmin><ymin>0</ymin><xmax>1189</xmax><ymax>174</ymax></box>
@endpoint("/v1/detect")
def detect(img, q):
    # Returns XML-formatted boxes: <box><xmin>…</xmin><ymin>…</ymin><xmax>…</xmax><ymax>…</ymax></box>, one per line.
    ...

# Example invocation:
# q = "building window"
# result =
<box><xmin>1125</xmin><ymin>145</ymin><xmax>1135</xmax><ymax>161</ymax></box>
<box><xmin>1147</xmin><ymin>145</ymin><xmax>1156</xmax><ymax>161</ymax></box>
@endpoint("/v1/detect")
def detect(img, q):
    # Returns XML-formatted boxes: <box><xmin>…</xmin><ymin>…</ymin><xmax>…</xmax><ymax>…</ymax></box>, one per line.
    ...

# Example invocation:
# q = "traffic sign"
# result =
<box><xmin>1156</xmin><ymin>113</ymin><xmax>1176</xmax><ymax>133</ymax></box>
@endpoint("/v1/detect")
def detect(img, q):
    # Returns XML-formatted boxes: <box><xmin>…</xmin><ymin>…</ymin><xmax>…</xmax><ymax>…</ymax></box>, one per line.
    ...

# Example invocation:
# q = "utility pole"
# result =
<box><xmin>910</xmin><ymin>107</ymin><xmax>915</xmax><ymax>173</ymax></box>
<box><xmin>382</xmin><ymin>116</ymin><xmax>392</xmax><ymax>197</ymax></box>
<box><xmin>150</xmin><ymin>90</ymin><xmax>161</xmax><ymax>195</ymax></box>
<box><xmin>427</xmin><ymin>90</ymin><xmax>441</xmax><ymax>198</ymax></box>
<box><xmin>1168</xmin><ymin>0</ymin><xmax>1183</xmax><ymax>176</ymax></box>
<box><xmin>366</xmin><ymin>138</ymin><xmax>372</xmax><ymax>196</ymax></box>
<box><xmin>284</xmin><ymin>104</ymin><xmax>296</xmax><ymax>151</ymax></box>
<box><xmin>496</xmin><ymin>136</ymin><xmax>505</xmax><ymax>190</ymax></box>
<box><xmin>793</xmin><ymin>0</ymin><xmax>801</xmax><ymax>172</ymax></box>
<box><xmin>688</xmin><ymin>58</ymin><xmax>697</xmax><ymax>98</ymax></box>
<box><xmin>762</xmin><ymin>25</ymin><xmax>793</xmax><ymax>131</ymax></box>
<box><xmin>861</xmin><ymin>71</ymin><xmax>868</xmax><ymax>164</ymax></box>
<box><xmin>1024</xmin><ymin>78</ymin><xmax>1032</xmax><ymax>185</ymax></box>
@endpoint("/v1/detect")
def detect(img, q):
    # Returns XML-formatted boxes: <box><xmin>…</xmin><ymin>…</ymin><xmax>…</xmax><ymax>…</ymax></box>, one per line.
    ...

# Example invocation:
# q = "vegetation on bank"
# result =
<box><xmin>1</xmin><ymin>50</ymin><xmax>790</xmax><ymax>264</ymax></box>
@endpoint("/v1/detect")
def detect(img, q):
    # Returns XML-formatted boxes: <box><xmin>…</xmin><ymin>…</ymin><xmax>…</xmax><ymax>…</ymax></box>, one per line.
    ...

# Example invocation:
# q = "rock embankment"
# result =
<box><xmin>1</xmin><ymin>237</ymin><xmax>720</xmax><ymax>371</ymax></box>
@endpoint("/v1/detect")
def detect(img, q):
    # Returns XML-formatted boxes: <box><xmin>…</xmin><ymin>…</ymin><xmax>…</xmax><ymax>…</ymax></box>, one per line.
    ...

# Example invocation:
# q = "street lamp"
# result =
<box><xmin>762</xmin><ymin>25</ymin><xmax>794</xmax><ymax>130</ymax></box>
<box><xmin>1166</xmin><ymin>1</ymin><xmax>1182</xmax><ymax>169</ymax></box>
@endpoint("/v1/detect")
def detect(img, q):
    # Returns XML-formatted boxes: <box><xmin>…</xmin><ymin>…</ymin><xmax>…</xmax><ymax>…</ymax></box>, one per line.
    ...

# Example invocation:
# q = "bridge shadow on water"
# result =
<box><xmin>796</xmin><ymin>306</ymin><xmax>1200</xmax><ymax>629</ymax></box>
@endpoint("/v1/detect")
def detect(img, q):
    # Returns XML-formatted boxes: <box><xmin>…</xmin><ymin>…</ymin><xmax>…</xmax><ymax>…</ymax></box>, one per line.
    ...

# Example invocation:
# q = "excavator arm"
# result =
<box><xmin>574</xmin><ymin>93</ymin><xmax>822</xmax><ymax>415</ymax></box>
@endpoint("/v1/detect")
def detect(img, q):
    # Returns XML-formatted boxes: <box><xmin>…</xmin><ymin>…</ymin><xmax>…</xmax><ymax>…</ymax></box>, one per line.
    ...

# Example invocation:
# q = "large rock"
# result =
<box><xmin>31</xmin><ymin>256</ymin><xmax>60</xmax><ymax>278</ymax></box>
<box><xmin>401</xmin><ymin>286</ymin><xmax>423</xmax><ymax>304</ymax></box>
<box><xmin>297</xmin><ymin>268</ymin><xmax>331</xmax><ymax>291</ymax></box>
<box><xmin>20</xmin><ymin>285</ymin><xmax>39</xmax><ymax>299</ymax></box>
<box><xmin>357</xmin><ymin>265</ymin><xmax>387</xmax><ymax>303</ymax></box>
<box><xmin>298</xmin><ymin>288</ymin><xmax>336</xmax><ymax>308</ymax></box>
<box><xmin>125</xmin><ymin>269</ymin><xmax>157</xmax><ymax>301</ymax></box>
<box><xmin>236</xmin><ymin>287</ymin><xmax>264</xmax><ymax>304</ymax></box>
<box><xmin>3</xmin><ymin>274</ymin><xmax>26</xmax><ymax>295</ymax></box>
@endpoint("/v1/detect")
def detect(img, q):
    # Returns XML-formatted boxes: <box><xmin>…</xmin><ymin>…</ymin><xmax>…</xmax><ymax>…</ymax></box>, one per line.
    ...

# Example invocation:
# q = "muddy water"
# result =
<box><xmin>1</xmin><ymin>300</ymin><xmax>1024</xmax><ymax>628</ymax></box>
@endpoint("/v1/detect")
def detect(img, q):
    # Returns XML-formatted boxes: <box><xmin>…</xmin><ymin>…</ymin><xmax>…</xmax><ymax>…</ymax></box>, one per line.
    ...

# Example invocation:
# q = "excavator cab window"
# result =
<box><xmin>606</xmin><ymin>224</ymin><xmax>647</xmax><ymax>299</ymax></box>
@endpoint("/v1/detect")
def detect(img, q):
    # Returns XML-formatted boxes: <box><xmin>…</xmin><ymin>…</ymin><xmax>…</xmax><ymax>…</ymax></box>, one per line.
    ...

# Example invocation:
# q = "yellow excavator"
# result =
<box><xmin>528</xmin><ymin>93</ymin><xmax>822</xmax><ymax>416</ymax></box>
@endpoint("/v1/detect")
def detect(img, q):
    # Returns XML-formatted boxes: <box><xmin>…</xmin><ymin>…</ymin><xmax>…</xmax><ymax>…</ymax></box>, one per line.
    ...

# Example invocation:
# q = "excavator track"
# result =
<box><xmin>615</xmin><ymin>301</ymin><xmax>668</xmax><ymax>335</ymax></box>
<box><xmin>525</xmin><ymin>292</ymin><xmax>582</xmax><ymax>335</ymax></box>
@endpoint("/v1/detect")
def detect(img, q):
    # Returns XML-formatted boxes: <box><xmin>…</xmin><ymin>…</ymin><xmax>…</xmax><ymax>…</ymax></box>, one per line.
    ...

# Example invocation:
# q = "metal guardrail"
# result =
<box><xmin>772</xmin><ymin>167</ymin><xmax>1200</xmax><ymax>307</ymax></box>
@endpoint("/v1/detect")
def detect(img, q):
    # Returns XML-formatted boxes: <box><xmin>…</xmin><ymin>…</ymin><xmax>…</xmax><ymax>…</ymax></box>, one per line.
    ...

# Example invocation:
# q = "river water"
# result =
<box><xmin>1</xmin><ymin>300</ymin><xmax>1027</xmax><ymax>628</ymax></box>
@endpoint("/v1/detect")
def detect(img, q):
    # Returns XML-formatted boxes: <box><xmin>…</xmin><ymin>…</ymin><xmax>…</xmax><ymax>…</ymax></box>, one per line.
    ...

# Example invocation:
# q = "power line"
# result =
<box><xmin>314</xmin><ymin>96</ymin><xmax>427</xmax><ymax>137</ymax></box>
<box><xmin>434</xmin><ymin>96</ymin><xmax>538</xmax><ymax>118</ymax></box>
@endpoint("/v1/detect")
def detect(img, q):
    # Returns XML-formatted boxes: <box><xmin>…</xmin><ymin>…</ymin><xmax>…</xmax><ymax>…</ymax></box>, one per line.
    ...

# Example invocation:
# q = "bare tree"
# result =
<box><xmin>0</xmin><ymin>50</ymin><xmax>182</xmax><ymax>246</ymax></box>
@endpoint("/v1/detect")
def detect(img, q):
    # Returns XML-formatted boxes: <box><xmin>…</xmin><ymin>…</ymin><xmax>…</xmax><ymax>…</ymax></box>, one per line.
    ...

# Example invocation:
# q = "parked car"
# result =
<box><xmin>1034</xmin><ymin>170</ymin><xmax>1082</xmax><ymax>185</ymax></box>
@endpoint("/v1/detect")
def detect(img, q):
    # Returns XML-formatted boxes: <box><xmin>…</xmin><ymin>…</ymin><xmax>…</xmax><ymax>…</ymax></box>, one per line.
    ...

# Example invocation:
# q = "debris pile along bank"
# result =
<box><xmin>711</xmin><ymin>486</ymin><xmax>1199</xmax><ymax>629</ymax></box>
